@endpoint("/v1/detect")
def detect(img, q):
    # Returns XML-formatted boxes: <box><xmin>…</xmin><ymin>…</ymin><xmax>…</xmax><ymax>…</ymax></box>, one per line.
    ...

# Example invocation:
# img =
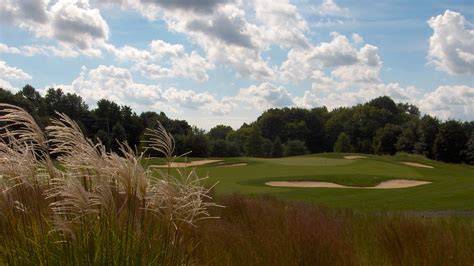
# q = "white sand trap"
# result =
<box><xmin>266</xmin><ymin>179</ymin><xmax>431</xmax><ymax>189</ymax></box>
<box><xmin>344</xmin><ymin>156</ymin><xmax>367</xmax><ymax>160</ymax></box>
<box><xmin>218</xmin><ymin>163</ymin><xmax>248</xmax><ymax>168</ymax></box>
<box><xmin>154</xmin><ymin>159</ymin><xmax>222</xmax><ymax>168</ymax></box>
<box><xmin>400</xmin><ymin>162</ymin><xmax>434</xmax><ymax>169</ymax></box>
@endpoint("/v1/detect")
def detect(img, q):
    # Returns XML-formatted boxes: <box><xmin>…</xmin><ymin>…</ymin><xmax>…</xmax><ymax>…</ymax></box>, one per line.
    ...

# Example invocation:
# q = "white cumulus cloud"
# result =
<box><xmin>313</xmin><ymin>0</ymin><xmax>350</xmax><ymax>17</ymax></box>
<box><xmin>53</xmin><ymin>65</ymin><xmax>234</xmax><ymax>115</ymax></box>
<box><xmin>1</xmin><ymin>0</ymin><xmax>109</xmax><ymax>57</ymax></box>
<box><xmin>235</xmin><ymin>82</ymin><xmax>294</xmax><ymax>110</ymax></box>
<box><xmin>419</xmin><ymin>85</ymin><xmax>474</xmax><ymax>120</ymax></box>
<box><xmin>428</xmin><ymin>10</ymin><xmax>474</xmax><ymax>75</ymax></box>
<box><xmin>0</xmin><ymin>61</ymin><xmax>32</xmax><ymax>81</ymax></box>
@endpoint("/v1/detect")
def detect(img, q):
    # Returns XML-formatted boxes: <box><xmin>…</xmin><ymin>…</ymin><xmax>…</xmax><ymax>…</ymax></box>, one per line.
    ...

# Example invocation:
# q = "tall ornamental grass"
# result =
<box><xmin>0</xmin><ymin>103</ymin><xmax>219</xmax><ymax>265</ymax></box>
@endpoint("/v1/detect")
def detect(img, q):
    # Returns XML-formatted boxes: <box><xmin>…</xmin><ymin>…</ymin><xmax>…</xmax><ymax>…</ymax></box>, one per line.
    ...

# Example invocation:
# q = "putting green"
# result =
<box><xmin>149</xmin><ymin>153</ymin><xmax>474</xmax><ymax>211</ymax></box>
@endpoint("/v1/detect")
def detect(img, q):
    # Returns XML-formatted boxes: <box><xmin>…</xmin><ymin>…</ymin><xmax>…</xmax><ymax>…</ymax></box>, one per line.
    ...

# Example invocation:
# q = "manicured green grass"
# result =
<box><xmin>152</xmin><ymin>153</ymin><xmax>474</xmax><ymax>211</ymax></box>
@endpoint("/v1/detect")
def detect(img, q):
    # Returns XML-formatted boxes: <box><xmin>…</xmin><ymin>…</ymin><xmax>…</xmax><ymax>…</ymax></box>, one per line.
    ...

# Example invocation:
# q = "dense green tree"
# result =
<box><xmin>368</xmin><ymin>96</ymin><xmax>399</xmax><ymax>116</ymax></box>
<box><xmin>94</xmin><ymin>99</ymin><xmax>121</xmax><ymax>135</ymax></box>
<box><xmin>17</xmin><ymin>85</ymin><xmax>46</xmax><ymax>117</ymax></box>
<box><xmin>397</xmin><ymin>103</ymin><xmax>420</xmax><ymax>117</ymax></box>
<box><xmin>286</xmin><ymin>120</ymin><xmax>309</xmax><ymax>142</ymax></box>
<box><xmin>227</xmin><ymin>124</ymin><xmax>252</xmax><ymax>155</ymax></box>
<box><xmin>261</xmin><ymin>138</ymin><xmax>273</xmax><ymax>158</ymax></box>
<box><xmin>1</xmin><ymin>85</ymin><xmax>472</xmax><ymax>164</ymax></box>
<box><xmin>463</xmin><ymin>133</ymin><xmax>474</xmax><ymax>164</ymax></box>
<box><xmin>433</xmin><ymin>120</ymin><xmax>467</xmax><ymax>163</ymax></box>
<box><xmin>173</xmin><ymin>134</ymin><xmax>187</xmax><ymax>156</ymax></box>
<box><xmin>284</xmin><ymin>140</ymin><xmax>309</xmax><ymax>156</ymax></box>
<box><xmin>245</xmin><ymin>126</ymin><xmax>263</xmax><ymax>157</ymax></box>
<box><xmin>210</xmin><ymin>139</ymin><xmax>228</xmax><ymax>157</ymax></box>
<box><xmin>305</xmin><ymin>108</ymin><xmax>327</xmax><ymax>153</ymax></box>
<box><xmin>120</xmin><ymin>106</ymin><xmax>143</xmax><ymax>148</ymax></box>
<box><xmin>324</xmin><ymin>107</ymin><xmax>352</xmax><ymax>151</ymax></box>
<box><xmin>334</xmin><ymin>132</ymin><xmax>352</xmax><ymax>153</ymax></box>
<box><xmin>45</xmin><ymin>88</ymin><xmax>88</xmax><ymax>122</ymax></box>
<box><xmin>95</xmin><ymin>129</ymin><xmax>111</xmax><ymax>148</ymax></box>
<box><xmin>373</xmin><ymin>124</ymin><xmax>402</xmax><ymax>155</ymax></box>
<box><xmin>351</xmin><ymin>105</ymin><xmax>393</xmax><ymax>153</ymax></box>
<box><xmin>208</xmin><ymin>125</ymin><xmax>233</xmax><ymax>140</ymax></box>
<box><xmin>0</xmin><ymin>88</ymin><xmax>33</xmax><ymax>113</ymax></box>
<box><xmin>257</xmin><ymin>109</ymin><xmax>286</xmax><ymax>141</ymax></box>
<box><xmin>271</xmin><ymin>137</ymin><xmax>283</xmax><ymax>158</ymax></box>
<box><xmin>226</xmin><ymin>141</ymin><xmax>241</xmax><ymax>157</ymax></box>
<box><xmin>185</xmin><ymin>127</ymin><xmax>209</xmax><ymax>157</ymax></box>
<box><xmin>396</xmin><ymin>121</ymin><xmax>418</xmax><ymax>153</ymax></box>
<box><xmin>414</xmin><ymin>115</ymin><xmax>440</xmax><ymax>158</ymax></box>
<box><xmin>111</xmin><ymin>123</ymin><xmax>127</xmax><ymax>151</ymax></box>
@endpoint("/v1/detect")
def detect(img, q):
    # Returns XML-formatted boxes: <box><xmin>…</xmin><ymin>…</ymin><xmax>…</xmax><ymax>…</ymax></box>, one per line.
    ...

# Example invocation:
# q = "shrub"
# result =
<box><xmin>284</xmin><ymin>140</ymin><xmax>309</xmax><ymax>156</ymax></box>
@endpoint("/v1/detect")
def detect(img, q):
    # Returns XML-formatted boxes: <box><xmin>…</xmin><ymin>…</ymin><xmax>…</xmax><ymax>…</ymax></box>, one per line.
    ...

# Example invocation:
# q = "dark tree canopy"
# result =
<box><xmin>245</xmin><ymin>126</ymin><xmax>263</xmax><ymax>157</ymax></box>
<box><xmin>373</xmin><ymin>124</ymin><xmax>402</xmax><ymax>155</ymax></box>
<box><xmin>334</xmin><ymin>132</ymin><xmax>352</xmax><ymax>153</ymax></box>
<box><xmin>1</xmin><ymin>85</ymin><xmax>472</xmax><ymax>164</ymax></box>
<box><xmin>433</xmin><ymin>120</ymin><xmax>467</xmax><ymax>163</ymax></box>
<box><xmin>208</xmin><ymin>125</ymin><xmax>233</xmax><ymax>140</ymax></box>
<box><xmin>284</xmin><ymin>140</ymin><xmax>309</xmax><ymax>156</ymax></box>
<box><xmin>271</xmin><ymin>137</ymin><xmax>283</xmax><ymax>158</ymax></box>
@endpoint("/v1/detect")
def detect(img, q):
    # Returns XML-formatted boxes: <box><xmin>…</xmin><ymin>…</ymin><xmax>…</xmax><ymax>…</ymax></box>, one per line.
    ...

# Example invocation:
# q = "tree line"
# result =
<box><xmin>1</xmin><ymin>85</ymin><xmax>473</xmax><ymax>164</ymax></box>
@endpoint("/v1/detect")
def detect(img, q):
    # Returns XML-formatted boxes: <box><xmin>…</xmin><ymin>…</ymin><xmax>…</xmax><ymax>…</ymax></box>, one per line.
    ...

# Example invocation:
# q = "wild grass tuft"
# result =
<box><xmin>0</xmin><ymin>104</ymin><xmax>218</xmax><ymax>265</ymax></box>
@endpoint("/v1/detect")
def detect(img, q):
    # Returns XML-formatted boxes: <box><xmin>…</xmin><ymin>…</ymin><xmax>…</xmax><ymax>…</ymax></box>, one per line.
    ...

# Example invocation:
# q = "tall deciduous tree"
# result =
<box><xmin>433</xmin><ymin>120</ymin><xmax>467</xmax><ymax>163</ymax></box>
<box><xmin>284</xmin><ymin>140</ymin><xmax>309</xmax><ymax>156</ymax></box>
<box><xmin>334</xmin><ymin>132</ymin><xmax>352</xmax><ymax>153</ymax></box>
<box><xmin>271</xmin><ymin>137</ymin><xmax>283</xmax><ymax>158</ymax></box>
<box><xmin>245</xmin><ymin>126</ymin><xmax>263</xmax><ymax>157</ymax></box>
<box><xmin>373</xmin><ymin>124</ymin><xmax>402</xmax><ymax>155</ymax></box>
<box><xmin>415</xmin><ymin>115</ymin><xmax>439</xmax><ymax>158</ymax></box>
<box><xmin>463</xmin><ymin>133</ymin><xmax>474</xmax><ymax>164</ymax></box>
<box><xmin>208</xmin><ymin>125</ymin><xmax>233</xmax><ymax>140</ymax></box>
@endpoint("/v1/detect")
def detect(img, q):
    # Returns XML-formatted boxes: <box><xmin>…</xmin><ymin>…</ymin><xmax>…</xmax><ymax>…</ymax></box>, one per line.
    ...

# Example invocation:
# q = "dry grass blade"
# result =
<box><xmin>146</xmin><ymin>168</ymin><xmax>221</xmax><ymax>228</ymax></box>
<box><xmin>0</xmin><ymin>103</ymin><xmax>48</xmax><ymax>156</ymax></box>
<box><xmin>106</xmin><ymin>142</ymin><xmax>149</xmax><ymax>199</ymax></box>
<box><xmin>46</xmin><ymin>175</ymin><xmax>100</xmax><ymax>220</ymax></box>
<box><xmin>143</xmin><ymin>121</ymin><xmax>175</xmax><ymax>159</ymax></box>
<box><xmin>47</xmin><ymin>112</ymin><xmax>104</xmax><ymax>167</ymax></box>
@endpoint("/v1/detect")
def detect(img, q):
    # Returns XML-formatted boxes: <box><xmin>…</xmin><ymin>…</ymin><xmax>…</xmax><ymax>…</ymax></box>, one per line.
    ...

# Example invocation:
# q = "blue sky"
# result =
<box><xmin>1</xmin><ymin>0</ymin><xmax>473</xmax><ymax>129</ymax></box>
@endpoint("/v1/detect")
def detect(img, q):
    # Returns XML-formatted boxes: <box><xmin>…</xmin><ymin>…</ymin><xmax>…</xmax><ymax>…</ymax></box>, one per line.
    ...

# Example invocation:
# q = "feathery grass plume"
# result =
<box><xmin>45</xmin><ymin>174</ymin><xmax>100</xmax><ymax>240</ymax></box>
<box><xmin>0</xmin><ymin>140</ymin><xmax>37</xmax><ymax>184</ymax></box>
<box><xmin>0</xmin><ymin>104</ymin><xmax>47</xmax><ymax>154</ymax></box>
<box><xmin>0</xmin><ymin>104</ymin><xmax>222</xmax><ymax>264</ymax></box>
<box><xmin>106</xmin><ymin>142</ymin><xmax>149</xmax><ymax>200</ymax></box>
<box><xmin>146</xmin><ymin>168</ymin><xmax>220</xmax><ymax>228</ymax></box>
<box><xmin>143</xmin><ymin>121</ymin><xmax>176</xmax><ymax>163</ymax></box>
<box><xmin>0</xmin><ymin>104</ymin><xmax>57</xmax><ymax>183</ymax></box>
<box><xmin>47</xmin><ymin>112</ymin><xmax>106</xmax><ymax>175</ymax></box>
<box><xmin>144</xmin><ymin>120</ymin><xmax>221</xmax><ymax>227</ymax></box>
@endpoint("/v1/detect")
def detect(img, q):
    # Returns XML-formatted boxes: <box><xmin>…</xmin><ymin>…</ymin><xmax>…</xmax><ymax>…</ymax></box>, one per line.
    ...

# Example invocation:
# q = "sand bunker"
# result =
<box><xmin>154</xmin><ymin>159</ymin><xmax>222</xmax><ymax>168</ymax></box>
<box><xmin>218</xmin><ymin>163</ymin><xmax>248</xmax><ymax>168</ymax></box>
<box><xmin>400</xmin><ymin>162</ymin><xmax>433</xmax><ymax>169</ymax></box>
<box><xmin>266</xmin><ymin>179</ymin><xmax>431</xmax><ymax>189</ymax></box>
<box><xmin>344</xmin><ymin>156</ymin><xmax>367</xmax><ymax>160</ymax></box>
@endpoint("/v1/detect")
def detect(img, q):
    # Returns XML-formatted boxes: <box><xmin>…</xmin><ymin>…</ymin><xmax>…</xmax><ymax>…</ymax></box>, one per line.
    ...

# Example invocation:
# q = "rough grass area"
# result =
<box><xmin>196</xmin><ymin>195</ymin><xmax>474</xmax><ymax>265</ymax></box>
<box><xmin>164</xmin><ymin>153</ymin><xmax>474</xmax><ymax>211</ymax></box>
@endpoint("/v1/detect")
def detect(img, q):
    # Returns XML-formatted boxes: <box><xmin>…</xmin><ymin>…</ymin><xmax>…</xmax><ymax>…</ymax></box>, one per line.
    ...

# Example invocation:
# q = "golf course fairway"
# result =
<box><xmin>148</xmin><ymin>153</ymin><xmax>474</xmax><ymax>211</ymax></box>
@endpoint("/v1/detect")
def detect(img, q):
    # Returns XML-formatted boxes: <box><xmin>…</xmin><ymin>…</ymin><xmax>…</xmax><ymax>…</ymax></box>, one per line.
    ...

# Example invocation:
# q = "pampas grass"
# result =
<box><xmin>0</xmin><ymin>104</ymin><xmax>218</xmax><ymax>265</ymax></box>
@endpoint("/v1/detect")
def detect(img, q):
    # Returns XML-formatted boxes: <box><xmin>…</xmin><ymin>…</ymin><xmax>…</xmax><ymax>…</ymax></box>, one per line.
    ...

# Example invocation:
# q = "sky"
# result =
<box><xmin>0</xmin><ymin>0</ymin><xmax>473</xmax><ymax>129</ymax></box>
